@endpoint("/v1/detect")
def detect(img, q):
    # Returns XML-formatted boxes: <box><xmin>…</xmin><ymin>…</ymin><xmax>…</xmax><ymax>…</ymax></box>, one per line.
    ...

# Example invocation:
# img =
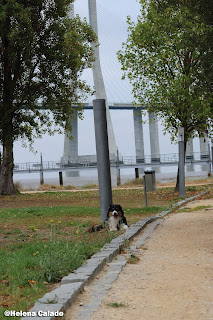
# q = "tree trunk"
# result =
<box><xmin>175</xmin><ymin>140</ymin><xmax>187</xmax><ymax>192</ymax></box>
<box><xmin>1</xmin><ymin>19</ymin><xmax>16</xmax><ymax>195</ymax></box>
<box><xmin>0</xmin><ymin>129</ymin><xmax>16</xmax><ymax>195</ymax></box>
<box><xmin>175</xmin><ymin>167</ymin><xmax>180</xmax><ymax>192</ymax></box>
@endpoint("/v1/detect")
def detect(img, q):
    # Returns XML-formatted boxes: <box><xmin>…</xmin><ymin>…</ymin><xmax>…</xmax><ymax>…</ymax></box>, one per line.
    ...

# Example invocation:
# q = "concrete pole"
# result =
<box><xmin>117</xmin><ymin>169</ymin><xmax>121</xmax><ymax>186</ymax></box>
<box><xmin>178</xmin><ymin>127</ymin><xmax>185</xmax><ymax>198</ymax></box>
<box><xmin>207</xmin><ymin>143</ymin><xmax>211</xmax><ymax>176</ymax></box>
<box><xmin>116</xmin><ymin>148</ymin><xmax>121</xmax><ymax>186</ymax></box>
<box><xmin>62</xmin><ymin>110</ymin><xmax>78</xmax><ymax>164</ymax></box>
<box><xmin>179</xmin><ymin>141</ymin><xmax>185</xmax><ymax>197</ymax></box>
<box><xmin>148</xmin><ymin>112</ymin><xmax>160</xmax><ymax>162</ymax></box>
<box><xmin>133</xmin><ymin>108</ymin><xmax>145</xmax><ymax>163</ymax></box>
<box><xmin>135</xmin><ymin>168</ymin><xmax>139</xmax><ymax>179</ymax></box>
<box><xmin>143</xmin><ymin>176</ymin><xmax>148</xmax><ymax>207</ymax></box>
<box><xmin>40</xmin><ymin>153</ymin><xmax>44</xmax><ymax>185</ymax></box>
<box><xmin>211</xmin><ymin>144</ymin><xmax>213</xmax><ymax>175</ymax></box>
<box><xmin>93</xmin><ymin>99</ymin><xmax>113</xmax><ymax>222</ymax></box>
<box><xmin>59</xmin><ymin>172</ymin><xmax>63</xmax><ymax>186</ymax></box>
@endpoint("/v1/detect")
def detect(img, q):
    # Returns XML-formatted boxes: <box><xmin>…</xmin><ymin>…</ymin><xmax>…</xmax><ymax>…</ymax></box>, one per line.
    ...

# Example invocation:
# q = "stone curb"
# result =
<box><xmin>21</xmin><ymin>191</ymin><xmax>208</xmax><ymax>320</ymax></box>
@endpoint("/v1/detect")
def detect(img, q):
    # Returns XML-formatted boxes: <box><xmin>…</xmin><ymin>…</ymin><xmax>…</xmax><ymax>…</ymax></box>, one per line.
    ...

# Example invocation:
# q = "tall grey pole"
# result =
<box><xmin>178</xmin><ymin>127</ymin><xmax>185</xmax><ymax>198</ymax></box>
<box><xmin>40</xmin><ymin>153</ymin><xmax>44</xmax><ymax>185</ymax></box>
<box><xmin>143</xmin><ymin>175</ymin><xmax>148</xmax><ymax>207</ymax></box>
<box><xmin>93</xmin><ymin>99</ymin><xmax>113</xmax><ymax>222</ymax></box>
<box><xmin>116</xmin><ymin>148</ymin><xmax>121</xmax><ymax>186</ymax></box>
<box><xmin>208</xmin><ymin>143</ymin><xmax>211</xmax><ymax>176</ymax></box>
<box><xmin>211</xmin><ymin>144</ymin><xmax>213</xmax><ymax>175</ymax></box>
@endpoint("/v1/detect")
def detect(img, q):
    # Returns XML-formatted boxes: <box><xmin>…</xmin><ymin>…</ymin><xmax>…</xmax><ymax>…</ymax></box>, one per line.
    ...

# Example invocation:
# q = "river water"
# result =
<box><xmin>13</xmin><ymin>164</ymin><xmax>210</xmax><ymax>190</ymax></box>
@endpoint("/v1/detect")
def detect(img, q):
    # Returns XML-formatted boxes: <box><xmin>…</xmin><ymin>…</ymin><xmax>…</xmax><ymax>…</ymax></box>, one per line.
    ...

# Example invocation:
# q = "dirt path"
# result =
<box><xmin>67</xmin><ymin>199</ymin><xmax>213</xmax><ymax>320</ymax></box>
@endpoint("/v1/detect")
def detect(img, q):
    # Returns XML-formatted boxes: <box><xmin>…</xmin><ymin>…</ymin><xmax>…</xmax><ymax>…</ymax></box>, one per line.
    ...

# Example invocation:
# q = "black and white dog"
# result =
<box><xmin>88</xmin><ymin>204</ymin><xmax>128</xmax><ymax>233</ymax></box>
<box><xmin>107</xmin><ymin>204</ymin><xmax>128</xmax><ymax>231</ymax></box>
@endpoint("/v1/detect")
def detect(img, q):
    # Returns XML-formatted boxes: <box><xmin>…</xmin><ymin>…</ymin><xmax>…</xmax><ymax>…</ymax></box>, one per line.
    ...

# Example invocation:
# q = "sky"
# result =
<box><xmin>13</xmin><ymin>0</ymin><xmax>200</xmax><ymax>164</ymax></box>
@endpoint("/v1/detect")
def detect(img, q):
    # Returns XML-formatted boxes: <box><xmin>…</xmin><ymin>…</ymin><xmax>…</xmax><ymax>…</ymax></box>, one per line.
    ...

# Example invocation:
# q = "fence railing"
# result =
<box><xmin>13</xmin><ymin>152</ymin><xmax>212</xmax><ymax>173</ymax></box>
<box><xmin>122</xmin><ymin>152</ymin><xmax>211</xmax><ymax>165</ymax></box>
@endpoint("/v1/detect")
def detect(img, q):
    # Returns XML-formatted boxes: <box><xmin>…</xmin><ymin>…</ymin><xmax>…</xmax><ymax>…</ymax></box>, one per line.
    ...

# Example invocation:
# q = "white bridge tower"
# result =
<box><xmin>62</xmin><ymin>0</ymin><xmax>118</xmax><ymax>163</ymax></box>
<box><xmin>62</xmin><ymin>1</ymin><xmax>164</xmax><ymax>165</ymax></box>
<box><xmin>88</xmin><ymin>0</ymin><xmax>117</xmax><ymax>158</ymax></box>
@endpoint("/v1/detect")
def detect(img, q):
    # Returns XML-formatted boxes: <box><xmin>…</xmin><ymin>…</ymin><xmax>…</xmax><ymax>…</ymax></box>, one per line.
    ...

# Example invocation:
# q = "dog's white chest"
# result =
<box><xmin>108</xmin><ymin>216</ymin><xmax>120</xmax><ymax>231</ymax></box>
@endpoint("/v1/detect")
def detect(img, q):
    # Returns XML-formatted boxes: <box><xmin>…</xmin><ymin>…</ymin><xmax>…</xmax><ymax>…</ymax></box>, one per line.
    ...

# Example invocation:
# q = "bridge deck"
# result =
<box><xmin>73</xmin><ymin>103</ymin><xmax>144</xmax><ymax>110</ymax></box>
<box><xmin>13</xmin><ymin>153</ymin><xmax>212</xmax><ymax>173</ymax></box>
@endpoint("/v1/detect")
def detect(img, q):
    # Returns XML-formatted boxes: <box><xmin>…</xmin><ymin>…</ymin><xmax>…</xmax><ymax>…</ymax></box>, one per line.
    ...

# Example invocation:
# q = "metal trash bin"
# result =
<box><xmin>144</xmin><ymin>170</ymin><xmax>156</xmax><ymax>192</ymax></box>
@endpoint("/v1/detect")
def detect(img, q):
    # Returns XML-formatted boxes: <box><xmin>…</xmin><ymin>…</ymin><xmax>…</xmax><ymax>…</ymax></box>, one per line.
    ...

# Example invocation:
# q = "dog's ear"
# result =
<box><xmin>107</xmin><ymin>204</ymin><xmax>113</xmax><ymax>217</ymax></box>
<box><xmin>116</xmin><ymin>204</ymin><xmax>124</xmax><ymax>214</ymax></box>
<box><xmin>114</xmin><ymin>204</ymin><xmax>122</xmax><ymax>210</ymax></box>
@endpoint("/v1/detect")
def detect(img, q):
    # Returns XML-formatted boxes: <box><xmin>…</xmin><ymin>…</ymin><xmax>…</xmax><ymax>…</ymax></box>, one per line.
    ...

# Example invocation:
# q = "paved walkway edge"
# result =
<box><xmin>22</xmin><ymin>191</ymin><xmax>207</xmax><ymax>320</ymax></box>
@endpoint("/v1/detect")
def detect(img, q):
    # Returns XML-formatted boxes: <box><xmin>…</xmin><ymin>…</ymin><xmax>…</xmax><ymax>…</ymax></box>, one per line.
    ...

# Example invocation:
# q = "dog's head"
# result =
<box><xmin>107</xmin><ymin>204</ymin><xmax>124</xmax><ymax>219</ymax></box>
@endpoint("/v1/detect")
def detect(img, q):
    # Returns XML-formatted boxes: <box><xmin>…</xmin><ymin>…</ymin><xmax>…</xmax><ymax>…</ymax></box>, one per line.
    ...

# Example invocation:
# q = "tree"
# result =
<box><xmin>156</xmin><ymin>0</ymin><xmax>213</xmax><ymax>25</ymax></box>
<box><xmin>155</xmin><ymin>0</ymin><xmax>213</xmax><ymax>98</ymax></box>
<box><xmin>0</xmin><ymin>0</ymin><xmax>96</xmax><ymax>195</ymax></box>
<box><xmin>118</xmin><ymin>0</ymin><xmax>213</xmax><ymax>189</ymax></box>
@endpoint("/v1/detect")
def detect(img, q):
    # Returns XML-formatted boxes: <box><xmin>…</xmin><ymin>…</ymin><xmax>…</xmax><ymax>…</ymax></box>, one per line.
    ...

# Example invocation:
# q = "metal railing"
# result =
<box><xmin>13</xmin><ymin>152</ymin><xmax>212</xmax><ymax>173</ymax></box>
<box><xmin>122</xmin><ymin>152</ymin><xmax>211</xmax><ymax>165</ymax></box>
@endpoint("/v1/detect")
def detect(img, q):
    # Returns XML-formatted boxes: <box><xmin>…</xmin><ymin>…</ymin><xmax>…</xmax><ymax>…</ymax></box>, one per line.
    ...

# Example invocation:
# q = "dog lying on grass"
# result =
<box><xmin>107</xmin><ymin>204</ymin><xmax>128</xmax><ymax>231</ymax></box>
<box><xmin>88</xmin><ymin>204</ymin><xmax>128</xmax><ymax>232</ymax></box>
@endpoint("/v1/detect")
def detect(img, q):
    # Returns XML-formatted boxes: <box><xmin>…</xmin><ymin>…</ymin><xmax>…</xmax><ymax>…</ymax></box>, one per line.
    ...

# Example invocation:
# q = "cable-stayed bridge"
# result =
<box><xmin>61</xmin><ymin>0</ymin><xmax>210</xmax><ymax>166</ymax></box>
<box><xmin>73</xmin><ymin>0</ymin><xmax>138</xmax><ymax>104</ymax></box>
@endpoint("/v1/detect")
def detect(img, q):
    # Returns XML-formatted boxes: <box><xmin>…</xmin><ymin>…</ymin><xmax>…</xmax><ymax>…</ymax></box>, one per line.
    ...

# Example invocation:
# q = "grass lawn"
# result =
<box><xmin>0</xmin><ymin>182</ymin><xmax>211</xmax><ymax>319</ymax></box>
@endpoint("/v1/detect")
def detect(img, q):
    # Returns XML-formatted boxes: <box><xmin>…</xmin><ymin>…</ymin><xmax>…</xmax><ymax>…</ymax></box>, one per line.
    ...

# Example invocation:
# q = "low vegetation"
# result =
<box><xmin>81</xmin><ymin>184</ymin><xmax>99</xmax><ymax>189</ymax></box>
<box><xmin>178</xmin><ymin>205</ymin><xmax>213</xmax><ymax>213</ymax></box>
<box><xmin>127</xmin><ymin>254</ymin><xmax>140</xmax><ymax>264</ymax></box>
<box><xmin>0</xmin><ymin>183</ymin><xmax>211</xmax><ymax>318</ymax></box>
<box><xmin>106</xmin><ymin>302</ymin><xmax>128</xmax><ymax>308</ymax></box>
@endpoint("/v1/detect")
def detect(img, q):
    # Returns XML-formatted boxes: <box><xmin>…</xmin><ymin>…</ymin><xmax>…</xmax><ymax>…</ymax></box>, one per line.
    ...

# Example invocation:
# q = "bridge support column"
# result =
<box><xmin>62</xmin><ymin>110</ymin><xmax>78</xmax><ymax>164</ymax></box>
<box><xmin>200</xmin><ymin>134</ymin><xmax>209</xmax><ymax>160</ymax></box>
<box><xmin>148</xmin><ymin>112</ymin><xmax>160</xmax><ymax>163</ymax></box>
<box><xmin>186</xmin><ymin>138</ymin><xmax>194</xmax><ymax>161</ymax></box>
<box><xmin>133</xmin><ymin>108</ymin><xmax>144</xmax><ymax>163</ymax></box>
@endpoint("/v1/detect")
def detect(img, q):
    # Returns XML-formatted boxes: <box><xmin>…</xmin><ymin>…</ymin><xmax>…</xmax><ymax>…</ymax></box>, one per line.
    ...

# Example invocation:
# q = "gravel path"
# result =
<box><xmin>66</xmin><ymin>199</ymin><xmax>213</xmax><ymax>320</ymax></box>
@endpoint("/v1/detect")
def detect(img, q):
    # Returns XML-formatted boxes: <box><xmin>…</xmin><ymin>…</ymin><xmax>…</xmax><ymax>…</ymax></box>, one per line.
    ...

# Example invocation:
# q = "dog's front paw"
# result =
<box><xmin>119</xmin><ymin>223</ymin><xmax>128</xmax><ymax>230</ymax></box>
<box><xmin>109</xmin><ymin>227</ymin><xmax>118</xmax><ymax>231</ymax></box>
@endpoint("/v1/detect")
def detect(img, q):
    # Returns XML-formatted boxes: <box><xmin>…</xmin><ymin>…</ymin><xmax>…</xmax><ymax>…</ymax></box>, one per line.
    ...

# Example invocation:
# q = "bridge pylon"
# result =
<box><xmin>88</xmin><ymin>0</ymin><xmax>118</xmax><ymax>159</ymax></box>
<box><xmin>62</xmin><ymin>0</ymin><xmax>118</xmax><ymax>164</ymax></box>
<box><xmin>62</xmin><ymin>1</ymin><xmax>162</xmax><ymax>166</ymax></box>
